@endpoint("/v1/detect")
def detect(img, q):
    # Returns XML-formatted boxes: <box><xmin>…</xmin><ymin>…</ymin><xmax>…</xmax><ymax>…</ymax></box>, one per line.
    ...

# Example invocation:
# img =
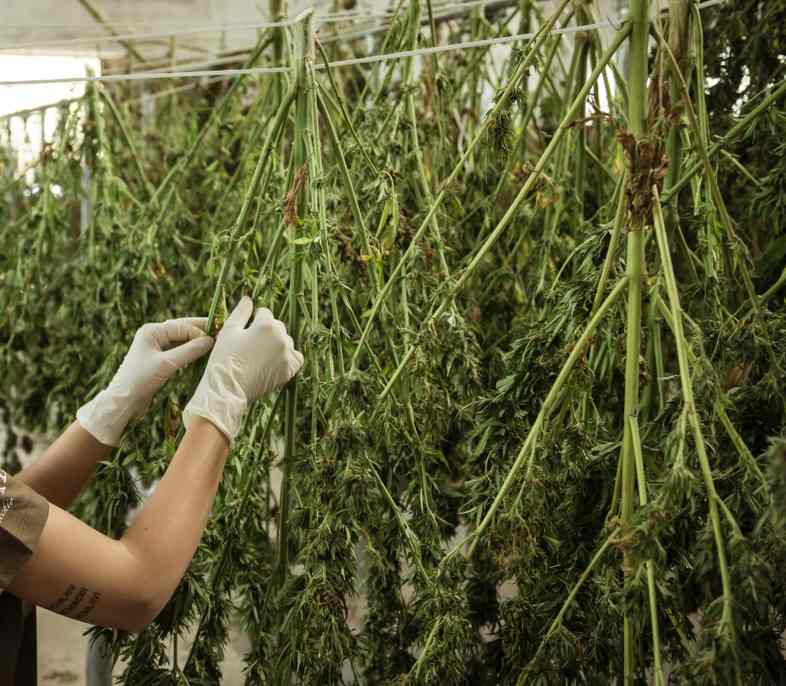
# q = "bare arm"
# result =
<box><xmin>8</xmin><ymin>298</ymin><xmax>301</xmax><ymax>633</ymax></box>
<box><xmin>7</xmin><ymin>417</ymin><xmax>229</xmax><ymax>632</ymax></box>
<box><xmin>15</xmin><ymin>421</ymin><xmax>112</xmax><ymax>509</ymax></box>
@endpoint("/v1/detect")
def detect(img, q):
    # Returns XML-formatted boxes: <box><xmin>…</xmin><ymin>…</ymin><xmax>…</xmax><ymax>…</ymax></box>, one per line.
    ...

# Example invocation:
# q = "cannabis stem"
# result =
<box><xmin>455</xmin><ymin>275</ymin><xmax>628</xmax><ymax>560</ymax></box>
<box><xmin>619</xmin><ymin>1</ymin><xmax>648</xmax><ymax>680</ymax></box>
<box><xmin>652</xmin><ymin>186</ymin><xmax>741</xmax><ymax>683</ymax></box>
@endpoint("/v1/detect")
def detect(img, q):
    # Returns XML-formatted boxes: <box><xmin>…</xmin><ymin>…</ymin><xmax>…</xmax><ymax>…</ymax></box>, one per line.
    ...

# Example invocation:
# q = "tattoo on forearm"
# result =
<box><xmin>48</xmin><ymin>584</ymin><xmax>76</xmax><ymax>613</ymax></box>
<box><xmin>75</xmin><ymin>591</ymin><xmax>102</xmax><ymax>620</ymax></box>
<box><xmin>48</xmin><ymin>584</ymin><xmax>102</xmax><ymax>620</ymax></box>
<box><xmin>62</xmin><ymin>586</ymin><xmax>88</xmax><ymax>615</ymax></box>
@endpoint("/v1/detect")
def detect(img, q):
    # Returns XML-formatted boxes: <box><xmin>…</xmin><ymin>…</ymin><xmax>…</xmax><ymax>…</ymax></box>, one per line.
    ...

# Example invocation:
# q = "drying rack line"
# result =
<box><xmin>0</xmin><ymin>0</ymin><xmax>498</xmax><ymax>51</ymax></box>
<box><xmin>100</xmin><ymin>0</ymin><xmax>509</xmax><ymax>77</ymax></box>
<box><xmin>0</xmin><ymin>0</ymin><xmax>726</xmax><ymax>89</ymax></box>
<box><xmin>1</xmin><ymin>19</ymin><xmax>297</xmax><ymax>52</ymax></box>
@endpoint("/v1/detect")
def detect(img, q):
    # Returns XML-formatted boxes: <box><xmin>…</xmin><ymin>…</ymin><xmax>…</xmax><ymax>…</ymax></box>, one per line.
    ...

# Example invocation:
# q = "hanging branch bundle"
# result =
<box><xmin>2</xmin><ymin>1</ymin><xmax>786</xmax><ymax>684</ymax></box>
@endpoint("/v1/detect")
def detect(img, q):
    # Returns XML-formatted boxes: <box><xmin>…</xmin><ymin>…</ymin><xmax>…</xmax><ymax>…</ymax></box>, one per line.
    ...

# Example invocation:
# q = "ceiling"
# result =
<box><xmin>0</xmin><ymin>0</ymin><xmax>382</xmax><ymax>66</ymax></box>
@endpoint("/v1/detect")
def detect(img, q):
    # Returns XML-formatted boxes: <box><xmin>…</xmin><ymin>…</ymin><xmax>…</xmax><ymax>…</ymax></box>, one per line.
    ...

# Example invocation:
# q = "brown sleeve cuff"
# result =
<box><xmin>0</xmin><ymin>470</ymin><xmax>50</xmax><ymax>590</ymax></box>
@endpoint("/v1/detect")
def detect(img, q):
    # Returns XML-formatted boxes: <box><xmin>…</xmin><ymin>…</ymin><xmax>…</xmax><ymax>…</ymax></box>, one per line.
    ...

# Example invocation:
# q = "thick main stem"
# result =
<box><xmin>628</xmin><ymin>416</ymin><xmax>664</xmax><ymax>686</ymax></box>
<box><xmin>274</xmin><ymin>10</ymin><xmax>314</xmax><ymax>602</ymax></box>
<box><xmin>620</xmin><ymin>1</ymin><xmax>649</xmax><ymax>682</ymax></box>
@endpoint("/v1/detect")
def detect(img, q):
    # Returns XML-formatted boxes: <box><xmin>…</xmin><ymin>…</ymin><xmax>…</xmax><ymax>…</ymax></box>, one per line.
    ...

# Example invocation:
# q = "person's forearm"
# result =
<box><xmin>120</xmin><ymin>416</ymin><xmax>230</xmax><ymax>618</ymax></box>
<box><xmin>15</xmin><ymin>421</ymin><xmax>113</xmax><ymax>509</ymax></box>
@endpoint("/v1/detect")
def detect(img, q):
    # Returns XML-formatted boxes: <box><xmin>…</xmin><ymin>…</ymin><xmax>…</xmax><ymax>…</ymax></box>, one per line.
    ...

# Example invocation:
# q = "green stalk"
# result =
<box><xmin>759</xmin><ymin>265</ymin><xmax>786</xmax><ymax>305</ymax></box>
<box><xmin>76</xmin><ymin>0</ymin><xmax>147</xmax><ymax>64</ymax></box>
<box><xmin>406</xmin><ymin>95</ymin><xmax>451</xmax><ymax>277</ymax></box>
<box><xmin>274</xmin><ymin>9</ymin><xmax>314</xmax><ymax>596</ymax></box>
<box><xmin>662</xmin><ymin>79</ymin><xmax>786</xmax><ymax>204</ymax></box>
<box><xmin>307</xmin><ymin>51</ymin><xmax>342</xmax><ymax>378</ymax></box>
<box><xmin>444</xmin><ymin>276</ymin><xmax>628</xmax><ymax>561</ymax></box>
<box><xmin>446</xmin><ymin>4</ymin><xmax>523</xmax><ymax>111</ymax></box>
<box><xmin>663</xmin><ymin>1</ymin><xmax>690</xmax><ymax>223</ymax></box>
<box><xmin>370</xmin><ymin>465</ymin><xmax>428</xmax><ymax>579</ymax></box>
<box><xmin>98</xmin><ymin>87</ymin><xmax>153</xmax><ymax>198</ymax></box>
<box><xmin>317</xmin><ymin>90</ymin><xmax>381</xmax><ymax>294</ymax></box>
<box><xmin>207</xmin><ymin>68</ymin><xmax>278</xmax><ymax>225</ymax></box>
<box><xmin>270</xmin><ymin>0</ymin><xmax>287</xmax><ymax>106</ymax></box>
<box><xmin>653</xmin><ymin>22</ymin><xmax>772</xmax><ymax>345</ymax></box>
<box><xmin>720</xmin><ymin>149</ymin><xmax>765</xmax><ymax>189</ymax></box>
<box><xmin>592</xmin><ymin>173</ymin><xmax>627</xmax><ymax>314</ymax></box>
<box><xmin>572</xmin><ymin>7</ymin><xmax>592</xmax><ymax>218</ymax></box>
<box><xmin>347</xmin><ymin>0</ymin><xmax>585</xmax><ymax>372</ymax></box>
<box><xmin>657</xmin><ymin>286</ymin><xmax>765</xmax><ymax>493</ymax></box>
<box><xmin>647</xmin><ymin>294</ymin><xmax>666</xmax><ymax>415</ymax></box>
<box><xmin>517</xmin><ymin>531</ymin><xmax>617</xmax><ymax>685</ymax></box>
<box><xmin>628</xmin><ymin>416</ymin><xmax>665</xmax><ymax>686</ymax></box>
<box><xmin>494</xmin><ymin>8</ymin><xmax>575</xmax><ymax>199</ymax></box>
<box><xmin>536</xmin><ymin>38</ymin><xmax>583</xmax><ymax>292</ymax></box>
<box><xmin>349</xmin><ymin>0</ymin><xmax>408</xmax><ymax>121</ymax></box>
<box><xmin>373</xmin><ymin>26</ymin><xmax>631</xmax><ymax>404</ymax></box>
<box><xmin>160</xmin><ymin>84</ymin><xmax>296</xmax><ymax>458</ymax></box>
<box><xmin>619</xmin><ymin>1</ymin><xmax>649</xmax><ymax>680</ymax></box>
<box><xmin>714</xmin><ymin>399</ymin><xmax>769</xmax><ymax>498</ymax></box>
<box><xmin>315</xmin><ymin>41</ymin><xmax>378</xmax><ymax>174</ymax></box>
<box><xmin>401</xmin><ymin>0</ymin><xmax>450</xmax><ymax>282</ymax></box>
<box><xmin>147</xmin><ymin>32</ymin><xmax>272</xmax><ymax>217</ymax></box>
<box><xmin>652</xmin><ymin>187</ymin><xmax>740</xmax><ymax>682</ymax></box>
<box><xmin>423</xmin><ymin>0</ymin><xmax>445</xmax><ymax>143</ymax></box>
<box><xmin>85</xmin><ymin>78</ymin><xmax>108</xmax><ymax>263</ymax></box>
<box><xmin>203</xmin><ymin>86</ymin><xmax>297</xmax><ymax>334</ymax></box>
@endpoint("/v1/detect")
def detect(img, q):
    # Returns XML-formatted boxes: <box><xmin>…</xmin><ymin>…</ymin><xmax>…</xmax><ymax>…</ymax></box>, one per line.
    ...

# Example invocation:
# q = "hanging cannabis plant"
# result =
<box><xmin>2</xmin><ymin>0</ymin><xmax>786</xmax><ymax>683</ymax></box>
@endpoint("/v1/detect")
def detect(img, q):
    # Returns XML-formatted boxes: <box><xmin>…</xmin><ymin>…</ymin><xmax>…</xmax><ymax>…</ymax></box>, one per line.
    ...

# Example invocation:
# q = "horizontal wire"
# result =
<box><xmin>102</xmin><ymin>0</ymin><xmax>499</xmax><ymax>75</ymax></box>
<box><xmin>0</xmin><ymin>0</ymin><xmax>726</xmax><ymax>88</ymax></box>
<box><xmin>0</xmin><ymin>65</ymin><xmax>290</xmax><ymax>86</ymax></box>
<box><xmin>0</xmin><ymin>0</ymin><xmax>490</xmax><ymax>50</ymax></box>
<box><xmin>102</xmin><ymin>0</ymin><xmax>501</xmax><ymax>76</ymax></box>
<box><xmin>0</xmin><ymin>21</ymin><xmax>606</xmax><ymax>86</ymax></box>
<box><xmin>320</xmin><ymin>19</ymin><xmax>613</xmax><ymax>69</ymax></box>
<box><xmin>0</xmin><ymin>19</ymin><xmax>296</xmax><ymax>52</ymax></box>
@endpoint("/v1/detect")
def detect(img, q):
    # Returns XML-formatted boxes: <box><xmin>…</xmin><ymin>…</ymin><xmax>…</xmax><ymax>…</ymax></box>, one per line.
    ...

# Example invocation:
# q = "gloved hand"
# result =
<box><xmin>77</xmin><ymin>318</ymin><xmax>214</xmax><ymax>447</ymax></box>
<box><xmin>183</xmin><ymin>296</ymin><xmax>304</xmax><ymax>443</ymax></box>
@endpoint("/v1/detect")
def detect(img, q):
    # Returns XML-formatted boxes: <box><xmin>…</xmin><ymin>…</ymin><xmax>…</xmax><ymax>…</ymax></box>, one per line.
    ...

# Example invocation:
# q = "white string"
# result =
<box><xmin>100</xmin><ymin>0</ymin><xmax>503</xmax><ymax>75</ymax></box>
<box><xmin>0</xmin><ymin>22</ymin><xmax>608</xmax><ymax>85</ymax></box>
<box><xmin>319</xmin><ymin>19</ymin><xmax>612</xmax><ymax>69</ymax></box>
<box><xmin>0</xmin><ymin>19</ymin><xmax>297</xmax><ymax>52</ymax></box>
<box><xmin>0</xmin><ymin>1</ymin><xmax>489</xmax><ymax>50</ymax></box>
<box><xmin>0</xmin><ymin>0</ymin><xmax>727</xmax><ymax>87</ymax></box>
<box><xmin>0</xmin><ymin>66</ymin><xmax>291</xmax><ymax>86</ymax></box>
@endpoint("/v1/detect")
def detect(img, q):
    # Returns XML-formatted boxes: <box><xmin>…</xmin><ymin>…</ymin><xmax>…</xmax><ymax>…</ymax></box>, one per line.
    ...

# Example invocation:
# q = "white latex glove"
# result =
<box><xmin>183</xmin><ymin>296</ymin><xmax>304</xmax><ymax>443</ymax></box>
<box><xmin>77</xmin><ymin>317</ymin><xmax>215</xmax><ymax>447</ymax></box>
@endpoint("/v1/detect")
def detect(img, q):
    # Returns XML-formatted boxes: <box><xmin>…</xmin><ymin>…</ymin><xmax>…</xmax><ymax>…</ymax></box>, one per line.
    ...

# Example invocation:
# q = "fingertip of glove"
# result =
<box><xmin>226</xmin><ymin>295</ymin><xmax>254</xmax><ymax>328</ymax></box>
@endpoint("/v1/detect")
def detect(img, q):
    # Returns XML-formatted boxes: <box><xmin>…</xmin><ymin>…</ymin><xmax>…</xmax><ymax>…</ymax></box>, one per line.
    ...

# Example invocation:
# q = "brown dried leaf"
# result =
<box><xmin>283</xmin><ymin>164</ymin><xmax>308</xmax><ymax>227</ymax></box>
